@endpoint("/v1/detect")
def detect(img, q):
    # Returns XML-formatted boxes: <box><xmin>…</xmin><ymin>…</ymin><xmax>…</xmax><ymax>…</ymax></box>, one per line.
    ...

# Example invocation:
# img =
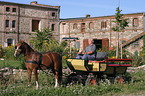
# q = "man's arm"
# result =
<box><xmin>86</xmin><ymin>44</ymin><xmax>96</xmax><ymax>54</ymax></box>
<box><xmin>86</xmin><ymin>51</ymin><xmax>94</xmax><ymax>54</ymax></box>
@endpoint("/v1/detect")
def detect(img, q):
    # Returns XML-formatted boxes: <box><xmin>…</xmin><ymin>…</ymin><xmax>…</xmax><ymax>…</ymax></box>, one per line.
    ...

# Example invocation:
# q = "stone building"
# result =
<box><xmin>60</xmin><ymin>13</ymin><xmax>145</xmax><ymax>54</ymax></box>
<box><xmin>0</xmin><ymin>1</ymin><xmax>60</xmax><ymax>47</ymax></box>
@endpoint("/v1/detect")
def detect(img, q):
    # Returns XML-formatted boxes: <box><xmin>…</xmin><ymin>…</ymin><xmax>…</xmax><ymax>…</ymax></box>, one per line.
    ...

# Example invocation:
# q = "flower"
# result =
<box><xmin>111</xmin><ymin>56</ymin><xmax>116</xmax><ymax>59</ymax></box>
<box><xmin>63</xmin><ymin>56</ymin><xmax>67</xmax><ymax>59</ymax></box>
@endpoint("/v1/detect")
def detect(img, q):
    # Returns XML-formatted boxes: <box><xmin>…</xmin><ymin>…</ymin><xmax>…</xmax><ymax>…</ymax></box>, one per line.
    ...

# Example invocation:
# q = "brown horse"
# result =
<box><xmin>14</xmin><ymin>41</ymin><xmax>62</xmax><ymax>89</ymax></box>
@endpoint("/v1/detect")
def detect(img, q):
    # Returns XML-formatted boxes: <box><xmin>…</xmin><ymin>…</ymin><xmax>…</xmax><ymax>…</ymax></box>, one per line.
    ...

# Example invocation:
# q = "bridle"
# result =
<box><xmin>15</xmin><ymin>42</ymin><xmax>25</xmax><ymax>56</ymax></box>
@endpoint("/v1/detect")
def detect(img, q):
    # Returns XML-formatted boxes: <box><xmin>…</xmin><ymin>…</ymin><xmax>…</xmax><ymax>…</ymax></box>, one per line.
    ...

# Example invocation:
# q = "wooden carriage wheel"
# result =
<box><xmin>100</xmin><ymin>79</ymin><xmax>111</xmax><ymax>86</ymax></box>
<box><xmin>114</xmin><ymin>76</ymin><xmax>124</xmax><ymax>85</ymax></box>
<box><xmin>85</xmin><ymin>77</ymin><xmax>97</xmax><ymax>86</ymax></box>
<box><xmin>67</xmin><ymin>73</ymin><xmax>83</xmax><ymax>85</ymax></box>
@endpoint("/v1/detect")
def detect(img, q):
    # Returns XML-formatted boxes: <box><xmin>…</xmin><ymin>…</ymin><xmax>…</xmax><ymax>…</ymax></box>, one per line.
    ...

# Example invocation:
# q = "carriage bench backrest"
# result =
<box><xmin>107</xmin><ymin>58</ymin><xmax>132</xmax><ymax>67</ymax></box>
<box><xmin>95</xmin><ymin>52</ymin><xmax>108</xmax><ymax>61</ymax></box>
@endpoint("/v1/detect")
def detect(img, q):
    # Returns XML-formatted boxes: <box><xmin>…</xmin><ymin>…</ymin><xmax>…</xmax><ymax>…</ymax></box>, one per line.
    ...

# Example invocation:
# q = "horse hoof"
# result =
<box><xmin>28</xmin><ymin>84</ymin><xmax>31</xmax><ymax>87</ymax></box>
<box><xmin>55</xmin><ymin>85</ymin><xmax>57</xmax><ymax>88</ymax></box>
<box><xmin>36</xmin><ymin>87</ymin><xmax>38</xmax><ymax>90</ymax></box>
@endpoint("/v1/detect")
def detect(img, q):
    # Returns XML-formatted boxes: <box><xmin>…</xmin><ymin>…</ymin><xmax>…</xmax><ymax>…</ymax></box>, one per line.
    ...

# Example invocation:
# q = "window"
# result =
<box><xmin>6</xmin><ymin>7</ymin><xmax>10</xmax><ymax>12</ymax></box>
<box><xmin>133</xmin><ymin>18</ymin><xmax>138</xmax><ymax>27</ymax></box>
<box><xmin>52</xmin><ymin>12</ymin><xmax>55</xmax><ymax>17</ymax></box>
<box><xmin>89</xmin><ymin>22</ymin><xmax>94</xmax><ymax>29</ymax></box>
<box><xmin>12</xmin><ymin>20</ymin><xmax>16</xmax><ymax>28</ymax></box>
<box><xmin>5</xmin><ymin>20</ymin><xmax>9</xmax><ymax>27</ymax></box>
<box><xmin>32</xmin><ymin>20</ymin><xmax>40</xmax><ymax>32</ymax></box>
<box><xmin>51</xmin><ymin>24</ymin><xmax>55</xmax><ymax>31</ymax></box>
<box><xmin>122</xmin><ymin>40</ymin><xmax>126</xmax><ymax>44</ymax></box>
<box><xmin>62</xmin><ymin>23</ymin><xmax>66</xmax><ymax>33</ymax></box>
<box><xmin>7</xmin><ymin>38</ymin><xmax>13</xmax><ymax>46</ymax></box>
<box><xmin>73</xmin><ymin>23</ymin><xmax>77</xmax><ymax>29</ymax></box>
<box><xmin>101</xmin><ymin>21</ymin><xmax>107</xmax><ymax>28</ymax></box>
<box><xmin>12</xmin><ymin>8</ymin><xmax>16</xmax><ymax>12</ymax></box>
<box><xmin>75</xmin><ymin>41</ymin><xmax>80</xmax><ymax>49</ymax></box>
<box><xmin>133</xmin><ymin>41</ymin><xmax>139</xmax><ymax>49</ymax></box>
<box><xmin>81</xmin><ymin>23</ymin><xmax>85</xmax><ymax>32</ymax></box>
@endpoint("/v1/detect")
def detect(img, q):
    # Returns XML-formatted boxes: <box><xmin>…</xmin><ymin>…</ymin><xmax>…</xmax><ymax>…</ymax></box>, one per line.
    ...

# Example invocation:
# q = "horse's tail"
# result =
<box><xmin>53</xmin><ymin>53</ymin><xmax>62</xmax><ymax>83</ymax></box>
<box><xmin>58</xmin><ymin>55</ymin><xmax>62</xmax><ymax>82</ymax></box>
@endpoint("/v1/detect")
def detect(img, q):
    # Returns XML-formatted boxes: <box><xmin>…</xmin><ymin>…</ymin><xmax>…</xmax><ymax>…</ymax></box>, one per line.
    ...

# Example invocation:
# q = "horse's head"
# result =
<box><xmin>14</xmin><ymin>41</ymin><xmax>25</xmax><ymax>57</ymax></box>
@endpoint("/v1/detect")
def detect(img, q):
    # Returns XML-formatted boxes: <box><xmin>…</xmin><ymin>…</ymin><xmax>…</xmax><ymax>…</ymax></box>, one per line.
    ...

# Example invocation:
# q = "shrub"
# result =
<box><xmin>41</xmin><ymin>39</ymin><xmax>68</xmax><ymax>55</ymax></box>
<box><xmin>4</xmin><ymin>44</ymin><xmax>15</xmax><ymax>60</ymax></box>
<box><xmin>30</xmin><ymin>27</ymin><xmax>53</xmax><ymax>51</ymax></box>
<box><xmin>3</xmin><ymin>44</ymin><xmax>25</xmax><ymax>69</ymax></box>
<box><xmin>0</xmin><ymin>45</ymin><xmax>4</xmax><ymax>58</ymax></box>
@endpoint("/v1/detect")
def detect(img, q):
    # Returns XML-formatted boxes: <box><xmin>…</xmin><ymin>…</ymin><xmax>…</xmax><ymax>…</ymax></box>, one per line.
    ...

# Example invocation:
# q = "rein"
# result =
<box><xmin>25</xmin><ymin>52</ymin><xmax>43</xmax><ymax>70</ymax></box>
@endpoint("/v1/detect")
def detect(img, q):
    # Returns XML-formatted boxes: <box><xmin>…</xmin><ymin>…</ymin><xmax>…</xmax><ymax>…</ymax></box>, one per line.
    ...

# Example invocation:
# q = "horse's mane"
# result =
<box><xmin>19</xmin><ymin>41</ymin><xmax>35</xmax><ymax>53</ymax></box>
<box><xmin>18</xmin><ymin>41</ymin><xmax>61</xmax><ymax>55</ymax></box>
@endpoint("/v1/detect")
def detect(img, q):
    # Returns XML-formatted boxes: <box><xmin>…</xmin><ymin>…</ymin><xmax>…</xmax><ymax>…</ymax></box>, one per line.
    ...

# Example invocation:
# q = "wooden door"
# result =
<box><xmin>83</xmin><ymin>39</ymin><xmax>88</xmax><ymax>50</ymax></box>
<box><xmin>102</xmin><ymin>38</ymin><xmax>109</xmax><ymax>51</ymax></box>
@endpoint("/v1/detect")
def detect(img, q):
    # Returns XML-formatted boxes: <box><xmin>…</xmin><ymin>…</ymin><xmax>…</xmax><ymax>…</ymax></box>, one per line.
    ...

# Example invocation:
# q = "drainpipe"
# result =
<box><xmin>17</xmin><ymin>6</ymin><xmax>20</xmax><ymax>42</ymax></box>
<box><xmin>58</xmin><ymin>8</ymin><xmax>60</xmax><ymax>43</ymax></box>
<box><xmin>68</xmin><ymin>22</ymin><xmax>71</xmax><ymax>58</ymax></box>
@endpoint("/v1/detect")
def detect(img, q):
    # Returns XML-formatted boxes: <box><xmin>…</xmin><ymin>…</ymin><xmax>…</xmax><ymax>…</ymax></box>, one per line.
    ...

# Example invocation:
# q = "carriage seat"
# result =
<box><xmin>95</xmin><ymin>52</ymin><xmax>108</xmax><ymax>61</ymax></box>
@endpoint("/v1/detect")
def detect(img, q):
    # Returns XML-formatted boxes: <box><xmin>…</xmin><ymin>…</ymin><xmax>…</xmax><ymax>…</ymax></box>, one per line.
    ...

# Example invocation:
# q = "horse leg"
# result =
<box><xmin>54</xmin><ymin>74</ymin><xmax>59</xmax><ymax>88</ymax></box>
<box><xmin>27</xmin><ymin>69</ymin><xmax>32</xmax><ymax>87</ymax></box>
<box><xmin>54</xmin><ymin>71</ymin><xmax>62</xmax><ymax>88</ymax></box>
<box><xmin>33</xmin><ymin>68</ymin><xmax>38</xmax><ymax>90</ymax></box>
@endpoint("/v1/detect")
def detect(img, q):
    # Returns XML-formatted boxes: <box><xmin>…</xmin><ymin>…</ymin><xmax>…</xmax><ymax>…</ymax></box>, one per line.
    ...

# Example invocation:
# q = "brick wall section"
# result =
<box><xmin>60</xmin><ymin>13</ymin><xmax>145</xmax><ymax>53</ymax></box>
<box><xmin>0</xmin><ymin>1</ymin><xmax>60</xmax><ymax>47</ymax></box>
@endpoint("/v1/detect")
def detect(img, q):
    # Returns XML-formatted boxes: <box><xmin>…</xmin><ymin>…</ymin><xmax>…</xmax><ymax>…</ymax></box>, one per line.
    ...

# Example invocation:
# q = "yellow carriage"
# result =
<box><xmin>67</xmin><ymin>52</ymin><xmax>132</xmax><ymax>85</ymax></box>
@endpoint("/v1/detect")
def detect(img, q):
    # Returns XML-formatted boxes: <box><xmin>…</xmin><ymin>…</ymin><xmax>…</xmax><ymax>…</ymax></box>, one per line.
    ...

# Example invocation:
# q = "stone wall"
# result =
<box><xmin>0</xmin><ymin>1</ymin><xmax>60</xmax><ymax>47</ymax></box>
<box><xmin>60</xmin><ymin>13</ymin><xmax>144</xmax><ymax>53</ymax></box>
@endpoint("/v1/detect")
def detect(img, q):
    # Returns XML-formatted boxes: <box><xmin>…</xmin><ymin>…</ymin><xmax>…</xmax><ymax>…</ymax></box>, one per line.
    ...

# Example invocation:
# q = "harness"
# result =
<box><xmin>25</xmin><ymin>52</ymin><xmax>43</xmax><ymax>70</ymax></box>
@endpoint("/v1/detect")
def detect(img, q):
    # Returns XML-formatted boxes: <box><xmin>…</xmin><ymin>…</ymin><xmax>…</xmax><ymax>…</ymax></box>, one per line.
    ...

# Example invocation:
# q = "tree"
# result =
<box><xmin>112</xmin><ymin>7</ymin><xmax>129</xmax><ymax>58</ymax></box>
<box><xmin>30</xmin><ymin>27</ymin><xmax>53</xmax><ymax>51</ymax></box>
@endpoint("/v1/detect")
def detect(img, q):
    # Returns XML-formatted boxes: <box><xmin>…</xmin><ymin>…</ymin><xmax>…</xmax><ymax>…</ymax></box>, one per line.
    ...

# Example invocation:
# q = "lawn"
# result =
<box><xmin>1</xmin><ymin>59</ymin><xmax>145</xmax><ymax>96</ymax></box>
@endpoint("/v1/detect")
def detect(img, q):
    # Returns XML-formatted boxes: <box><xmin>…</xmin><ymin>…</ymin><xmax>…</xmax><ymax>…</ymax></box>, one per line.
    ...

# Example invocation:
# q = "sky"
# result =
<box><xmin>2</xmin><ymin>0</ymin><xmax>145</xmax><ymax>19</ymax></box>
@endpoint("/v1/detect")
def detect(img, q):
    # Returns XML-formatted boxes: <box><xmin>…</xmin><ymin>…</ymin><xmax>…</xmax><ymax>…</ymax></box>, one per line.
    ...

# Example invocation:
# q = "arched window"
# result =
<box><xmin>101</xmin><ymin>21</ymin><xmax>107</xmax><ymax>28</ymax></box>
<box><xmin>7</xmin><ymin>38</ymin><xmax>13</xmax><ymax>46</ymax></box>
<box><xmin>51</xmin><ymin>24</ymin><xmax>55</xmax><ymax>31</ymax></box>
<box><xmin>73</xmin><ymin>23</ymin><xmax>77</xmax><ymax>29</ymax></box>
<box><xmin>89</xmin><ymin>22</ymin><xmax>94</xmax><ymax>29</ymax></box>
<box><xmin>133</xmin><ymin>18</ymin><xmax>138</xmax><ymax>27</ymax></box>
<box><xmin>81</xmin><ymin>23</ymin><xmax>85</xmax><ymax>32</ymax></box>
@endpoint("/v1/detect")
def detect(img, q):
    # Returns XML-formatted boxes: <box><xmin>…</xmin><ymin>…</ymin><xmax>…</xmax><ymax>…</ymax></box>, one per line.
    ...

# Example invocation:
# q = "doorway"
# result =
<box><xmin>7</xmin><ymin>38</ymin><xmax>13</xmax><ymax>46</ymax></box>
<box><xmin>93</xmin><ymin>39</ymin><xmax>102</xmax><ymax>50</ymax></box>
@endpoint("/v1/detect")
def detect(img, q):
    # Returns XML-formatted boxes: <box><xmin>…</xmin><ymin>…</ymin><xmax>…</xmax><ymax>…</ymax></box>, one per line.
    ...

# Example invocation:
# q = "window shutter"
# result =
<box><xmin>75</xmin><ymin>41</ymin><xmax>80</xmax><ymax>49</ymax></box>
<box><xmin>32</xmin><ymin>20</ymin><xmax>39</xmax><ymax>31</ymax></box>
<box><xmin>102</xmin><ymin>38</ymin><xmax>109</xmax><ymax>51</ymax></box>
<box><xmin>83</xmin><ymin>39</ymin><xmax>88</xmax><ymax>50</ymax></box>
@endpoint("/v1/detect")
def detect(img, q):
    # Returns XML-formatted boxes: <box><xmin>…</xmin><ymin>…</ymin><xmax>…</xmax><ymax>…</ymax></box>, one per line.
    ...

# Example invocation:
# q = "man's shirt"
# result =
<box><xmin>84</xmin><ymin>44</ymin><xmax>96</xmax><ymax>56</ymax></box>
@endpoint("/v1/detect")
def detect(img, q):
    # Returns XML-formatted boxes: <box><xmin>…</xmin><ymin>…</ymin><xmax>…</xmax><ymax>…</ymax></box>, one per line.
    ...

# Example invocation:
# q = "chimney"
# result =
<box><xmin>30</xmin><ymin>1</ymin><xmax>37</xmax><ymax>5</ymax></box>
<box><xmin>86</xmin><ymin>14</ymin><xmax>90</xmax><ymax>18</ymax></box>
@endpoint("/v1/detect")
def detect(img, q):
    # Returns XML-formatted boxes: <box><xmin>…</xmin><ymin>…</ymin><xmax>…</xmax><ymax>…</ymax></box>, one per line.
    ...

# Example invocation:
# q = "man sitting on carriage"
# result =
<box><xmin>76</xmin><ymin>38</ymin><xmax>96</xmax><ymax>61</ymax></box>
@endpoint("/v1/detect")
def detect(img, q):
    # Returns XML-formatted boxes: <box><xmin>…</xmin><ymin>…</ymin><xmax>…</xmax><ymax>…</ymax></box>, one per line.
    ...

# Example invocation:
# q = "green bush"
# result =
<box><xmin>40</xmin><ymin>39</ymin><xmax>68</xmax><ymax>55</ymax></box>
<box><xmin>2</xmin><ymin>45</ymin><xmax>25</xmax><ymax>69</ymax></box>
<box><xmin>0</xmin><ymin>45</ymin><xmax>4</xmax><ymax>58</ymax></box>
<box><xmin>4</xmin><ymin>45</ymin><xmax>16</xmax><ymax>60</ymax></box>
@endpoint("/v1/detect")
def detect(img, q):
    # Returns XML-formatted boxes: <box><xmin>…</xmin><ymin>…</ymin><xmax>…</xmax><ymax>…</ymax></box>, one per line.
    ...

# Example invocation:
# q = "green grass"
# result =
<box><xmin>1</xmin><ymin>60</ymin><xmax>145</xmax><ymax>95</ymax></box>
<box><xmin>0</xmin><ymin>59</ymin><xmax>25</xmax><ymax>69</ymax></box>
<box><xmin>0</xmin><ymin>57</ymin><xmax>67</xmax><ymax>69</ymax></box>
